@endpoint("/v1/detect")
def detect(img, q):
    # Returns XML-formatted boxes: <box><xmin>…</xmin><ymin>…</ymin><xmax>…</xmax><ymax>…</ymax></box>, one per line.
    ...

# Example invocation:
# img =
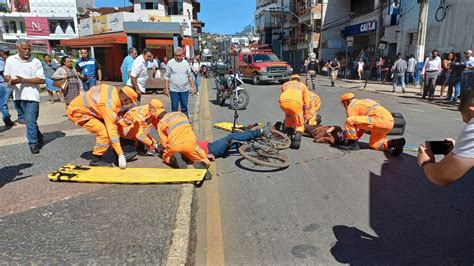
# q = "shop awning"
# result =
<box><xmin>60</xmin><ymin>32</ymin><xmax>128</xmax><ymax>48</ymax></box>
<box><xmin>146</xmin><ymin>39</ymin><xmax>174</xmax><ymax>46</ymax></box>
<box><xmin>182</xmin><ymin>38</ymin><xmax>194</xmax><ymax>46</ymax></box>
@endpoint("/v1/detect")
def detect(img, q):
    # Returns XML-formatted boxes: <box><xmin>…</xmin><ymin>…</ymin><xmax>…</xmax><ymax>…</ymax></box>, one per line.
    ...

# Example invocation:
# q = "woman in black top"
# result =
<box><xmin>447</xmin><ymin>52</ymin><xmax>466</xmax><ymax>102</ymax></box>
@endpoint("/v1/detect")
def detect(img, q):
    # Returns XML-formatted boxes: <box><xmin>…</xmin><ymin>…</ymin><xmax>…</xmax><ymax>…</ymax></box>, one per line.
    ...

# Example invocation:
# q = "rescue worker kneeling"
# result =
<box><xmin>67</xmin><ymin>84</ymin><xmax>139</xmax><ymax>168</ymax></box>
<box><xmin>279</xmin><ymin>75</ymin><xmax>310</xmax><ymax>149</ymax></box>
<box><xmin>117</xmin><ymin>99</ymin><xmax>163</xmax><ymax>155</ymax></box>
<box><xmin>338</xmin><ymin>93</ymin><xmax>406</xmax><ymax>155</ymax></box>
<box><xmin>305</xmin><ymin>90</ymin><xmax>321</xmax><ymax>126</ymax></box>
<box><xmin>152</xmin><ymin>106</ymin><xmax>211</xmax><ymax>170</ymax></box>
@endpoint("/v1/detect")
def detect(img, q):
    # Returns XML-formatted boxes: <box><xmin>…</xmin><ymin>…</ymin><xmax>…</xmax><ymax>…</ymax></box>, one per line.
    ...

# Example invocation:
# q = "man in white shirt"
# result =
<box><xmin>461</xmin><ymin>49</ymin><xmax>474</xmax><ymax>95</ymax></box>
<box><xmin>406</xmin><ymin>54</ymin><xmax>418</xmax><ymax>86</ymax></box>
<box><xmin>127</xmin><ymin>48</ymin><xmax>153</xmax><ymax>100</ymax></box>
<box><xmin>417</xmin><ymin>84</ymin><xmax>474</xmax><ymax>185</ymax></box>
<box><xmin>4</xmin><ymin>40</ymin><xmax>45</xmax><ymax>154</ymax></box>
<box><xmin>421</xmin><ymin>50</ymin><xmax>442</xmax><ymax>101</ymax></box>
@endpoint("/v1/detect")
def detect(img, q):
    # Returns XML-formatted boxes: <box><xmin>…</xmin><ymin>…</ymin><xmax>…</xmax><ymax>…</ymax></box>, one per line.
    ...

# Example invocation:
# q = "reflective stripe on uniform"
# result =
<box><xmin>107</xmin><ymin>85</ymin><xmax>114</xmax><ymax>108</ymax></box>
<box><xmin>137</xmin><ymin>134</ymin><xmax>147</xmax><ymax>140</ymax></box>
<box><xmin>345</xmin><ymin>129</ymin><xmax>357</xmax><ymax>135</ymax></box>
<box><xmin>367</xmin><ymin>116</ymin><xmax>373</xmax><ymax>124</ymax></box>
<box><xmin>364</xmin><ymin>103</ymin><xmax>380</xmax><ymax>115</ymax></box>
<box><xmin>111</xmin><ymin>137</ymin><xmax>120</xmax><ymax>144</ymax></box>
<box><xmin>377</xmin><ymin>141</ymin><xmax>384</xmax><ymax>151</ymax></box>
<box><xmin>94</xmin><ymin>143</ymin><xmax>109</xmax><ymax>149</ymax></box>
<box><xmin>123</xmin><ymin>126</ymin><xmax>131</xmax><ymax>136</ymax></box>
<box><xmin>168</xmin><ymin>120</ymin><xmax>189</xmax><ymax>135</ymax></box>
<box><xmin>82</xmin><ymin>92</ymin><xmax>98</xmax><ymax>117</ymax></box>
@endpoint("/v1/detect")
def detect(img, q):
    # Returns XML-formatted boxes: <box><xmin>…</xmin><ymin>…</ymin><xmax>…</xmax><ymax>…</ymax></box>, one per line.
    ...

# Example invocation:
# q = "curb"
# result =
<box><xmin>166</xmin><ymin>84</ymin><xmax>202</xmax><ymax>266</ymax></box>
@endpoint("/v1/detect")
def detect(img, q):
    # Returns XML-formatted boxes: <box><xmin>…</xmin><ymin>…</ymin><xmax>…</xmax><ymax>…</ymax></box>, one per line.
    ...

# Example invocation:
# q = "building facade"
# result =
<box><xmin>0</xmin><ymin>0</ymin><xmax>86</xmax><ymax>53</ymax></box>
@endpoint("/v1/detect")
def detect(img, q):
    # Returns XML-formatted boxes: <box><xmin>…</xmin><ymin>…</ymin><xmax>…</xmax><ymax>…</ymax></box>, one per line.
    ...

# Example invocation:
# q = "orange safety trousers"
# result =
<box><xmin>306</xmin><ymin>91</ymin><xmax>321</xmax><ymax>125</ymax></box>
<box><xmin>280</xmin><ymin>100</ymin><xmax>305</xmax><ymax>133</ymax></box>
<box><xmin>162</xmin><ymin>141</ymin><xmax>209</xmax><ymax>167</ymax></box>
<box><xmin>69</xmin><ymin>115</ymin><xmax>111</xmax><ymax>156</ymax></box>
<box><xmin>345</xmin><ymin>116</ymin><xmax>394</xmax><ymax>151</ymax></box>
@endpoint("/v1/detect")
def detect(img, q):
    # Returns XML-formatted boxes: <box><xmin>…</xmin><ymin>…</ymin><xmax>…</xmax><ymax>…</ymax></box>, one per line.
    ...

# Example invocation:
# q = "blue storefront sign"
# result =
<box><xmin>344</xmin><ymin>21</ymin><xmax>377</xmax><ymax>37</ymax></box>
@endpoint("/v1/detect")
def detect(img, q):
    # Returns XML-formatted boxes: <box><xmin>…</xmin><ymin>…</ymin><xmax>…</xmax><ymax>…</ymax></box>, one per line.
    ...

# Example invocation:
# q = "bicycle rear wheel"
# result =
<box><xmin>238</xmin><ymin>144</ymin><xmax>290</xmax><ymax>169</ymax></box>
<box><xmin>270</xmin><ymin>128</ymin><xmax>291</xmax><ymax>150</ymax></box>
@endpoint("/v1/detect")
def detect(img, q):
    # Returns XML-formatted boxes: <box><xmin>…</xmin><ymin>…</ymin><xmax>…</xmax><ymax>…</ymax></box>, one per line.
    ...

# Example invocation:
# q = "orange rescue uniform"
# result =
<box><xmin>157</xmin><ymin>112</ymin><xmax>210</xmax><ymax>166</ymax></box>
<box><xmin>305</xmin><ymin>91</ymin><xmax>321</xmax><ymax>125</ymax></box>
<box><xmin>67</xmin><ymin>84</ymin><xmax>125</xmax><ymax>156</ymax></box>
<box><xmin>279</xmin><ymin>81</ymin><xmax>310</xmax><ymax>133</ymax></box>
<box><xmin>345</xmin><ymin>99</ymin><xmax>394</xmax><ymax>151</ymax></box>
<box><xmin>118</xmin><ymin>105</ymin><xmax>158</xmax><ymax>150</ymax></box>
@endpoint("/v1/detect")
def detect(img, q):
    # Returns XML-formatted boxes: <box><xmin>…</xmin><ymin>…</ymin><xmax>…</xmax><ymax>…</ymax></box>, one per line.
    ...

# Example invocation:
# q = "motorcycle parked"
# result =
<box><xmin>215</xmin><ymin>72</ymin><xmax>249</xmax><ymax>110</ymax></box>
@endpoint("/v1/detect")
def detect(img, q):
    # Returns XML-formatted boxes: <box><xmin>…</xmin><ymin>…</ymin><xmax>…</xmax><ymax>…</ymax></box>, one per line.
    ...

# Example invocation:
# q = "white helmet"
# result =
<box><xmin>310</xmin><ymin>53</ymin><xmax>316</xmax><ymax>60</ymax></box>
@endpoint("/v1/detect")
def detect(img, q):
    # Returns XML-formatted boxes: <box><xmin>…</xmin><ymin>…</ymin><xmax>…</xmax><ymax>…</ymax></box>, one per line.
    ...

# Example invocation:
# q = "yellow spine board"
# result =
<box><xmin>213</xmin><ymin>122</ymin><xmax>263</xmax><ymax>132</ymax></box>
<box><xmin>48</xmin><ymin>164</ymin><xmax>207</xmax><ymax>184</ymax></box>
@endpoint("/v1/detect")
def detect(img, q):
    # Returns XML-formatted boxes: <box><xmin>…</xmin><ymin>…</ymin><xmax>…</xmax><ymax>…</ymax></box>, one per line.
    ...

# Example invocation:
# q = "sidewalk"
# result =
<box><xmin>0</xmin><ymin>81</ymin><xmax>200</xmax><ymax>264</ymax></box>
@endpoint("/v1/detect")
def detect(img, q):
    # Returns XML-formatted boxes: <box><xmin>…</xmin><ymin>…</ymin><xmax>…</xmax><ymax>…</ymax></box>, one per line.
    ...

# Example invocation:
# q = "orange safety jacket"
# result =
<box><xmin>119</xmin><ymin>105</ymin><xmax>157</xmax><ymax>149</ymax></box>
<box><xmin>280</xmin><ymin>81</ymin><xmax>311</xmax><ymax>108</ymax></box>
<box><xmin>157</xmin><ymin>112</ymin><xmax>195</xmax><ymax>149</ymax></box>
<box><xmin>307</xmin><ymin>91</ymin><xmax>321</xmax><ymax>113</ymax></box>
<box><xmin>346</xmin><ymin>99</ymin><xmax>393</xmax><ymax>119</ymax></box>
<box><xmin>67</xmin><ymin>84</ymin><xmax>124</xmax><ymax>155</ymax></box>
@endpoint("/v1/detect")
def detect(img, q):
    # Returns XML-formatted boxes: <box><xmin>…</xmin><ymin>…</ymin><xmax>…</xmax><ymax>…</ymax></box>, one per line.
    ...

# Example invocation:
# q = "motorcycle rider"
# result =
<box><xmin>305</xmin><ymin>53</ymin><xmax>319</xmax><ymax>90</ymax></box>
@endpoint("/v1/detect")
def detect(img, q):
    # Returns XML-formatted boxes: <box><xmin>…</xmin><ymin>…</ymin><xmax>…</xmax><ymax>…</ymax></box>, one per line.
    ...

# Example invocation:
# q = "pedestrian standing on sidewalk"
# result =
<box><xmin>120</xmin><ymin>47</ymin><xmax>137</xmax><ymax>85</ymax></box>
<box><xmin>357</xmin><ymin>58</ymin><xmax>364</xmax><ymax>80</ymax></box>
<box><xmin>329</xmin><ymin>57</ymin><xmax>340</xmax><ymax>87</ymax></box>
<box><xmin>440</xmin><ymin>52</ymin><xmax>453</xmax><ymax>98</ymax></box>
<box><xmin>127</xmin><ymin>48</ymin><xmax>153</xmax><ymax>102</ymax></box>
<box><xmin>192</xmin><ymin>53</ymin><xmax>202</xmax><ymax>96</ymax></box>
<box><xmin>461</xmin><ymin>49</ymin><xmax>474</xmax><ymax>95</ymax></box>
<box><xmin>421</xmin><ymin>50</ymin><xmax>442</xmax><ymax>101</ymax></box>
<box><xmin>446</xmin><ymin>52</ymin><xmax>466</xmax><ymax>102</ymax></box>
<box><xmin>42</xmin><ymin>54</ymin><xmax>64</xmax><ymax>104</ymax></box>
<box><xmin>0</xmin><ymin>45</ymin><xmax>16</xmax><ymax>129</ymax></box>
<box><xmin>4</xmin><ymin>40</ymin><xmax>45</xmax><ymax>154</ymax></box>
<box><xmin>75</xmin><ymin>48</ymin><xmax>102</xmax><ymax>91</ymax></box>
<box><xmin>376</xmin><ymin>57</ymin><xmax>383</xmax><ymax>81</ymax></box>
<box><xmin>391</xmin><ymin>54</ymin><xmax>407</xmax><ymax>93</ymax></box>
<box><xmin>164</xmin><ymin>47</ymin><xmax>195</xmax><ymax>117</ymax></box>
<box><xmin>381</xmin><ymin>57</ymin><xmax>390</xmax><ymax>84</ymax></box>
<box><xmin>406</xmin><ymin>54</ymin><xmax>417</xmax><ymax>86</ymax></box>
<box><xmin>52</xmin><ymin>56</ymin><xmax>83</xmax><ymax>107</ymax></box>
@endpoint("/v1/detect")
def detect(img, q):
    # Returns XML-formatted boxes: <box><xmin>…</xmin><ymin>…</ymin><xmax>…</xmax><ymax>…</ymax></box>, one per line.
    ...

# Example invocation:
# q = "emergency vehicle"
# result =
<box><xmin>228</xmin><ymin>48</ymin><xmax>293</xmax><ymax>85</ymax></box>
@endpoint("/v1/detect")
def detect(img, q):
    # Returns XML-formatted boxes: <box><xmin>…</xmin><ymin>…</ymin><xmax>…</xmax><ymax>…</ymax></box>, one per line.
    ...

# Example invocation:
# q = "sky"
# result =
<box><xmin>95</xmin><ymin>0</ymin><xmax>256</xmax><ymax>34</ymax></box>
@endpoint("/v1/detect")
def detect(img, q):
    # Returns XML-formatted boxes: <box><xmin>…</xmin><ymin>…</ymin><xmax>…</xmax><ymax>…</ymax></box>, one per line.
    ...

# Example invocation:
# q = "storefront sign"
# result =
<box><xmin>79</xmin><ymin>17</ymin><xmax>93</xmax><ymax>36</ymax></box>
<box><xmin>92</xmin><ymin>15</ymin><xmax>108</xmax><ymax>34</ymax></box>
<box><xmin>148</xmin><ymin>15</ymin><xmax>171</xmax><ymax>23</ymax></box>
<box><xmin>124</xmin><ymin>13</ymin><xmax>149</xmax><ymax>23</ymax></box>
<box><xmin>345</xmin><ymin>21</ymin><xmax>377</xmax><ymax>37</ymax></box>
<box><xmin>107</xmin><ymin>13</ymin><xmax>124</xmax><ymax>33</ymax></box>
<box><xmin>170</xmin><ymin>16</ymin><xmax>192</xmax><ymax>37</ymax></box>
<box><xmin>24</xmin><ymin>17</ymin><xmax>49</xmax><ymax>36</ymax></box>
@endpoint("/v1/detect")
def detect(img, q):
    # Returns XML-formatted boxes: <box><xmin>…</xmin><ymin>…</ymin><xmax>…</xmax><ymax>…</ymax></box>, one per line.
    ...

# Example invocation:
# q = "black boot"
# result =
<box><xmin>38</xmin><ymin>134</ymin><xmax>44</xmax><ymax>148</ymax></box>
<box><xmin>4</xmin><ymin>118</ymin><xmax>14</xmax><ymax>128</ymax></box>
<box><xmin>193</xmin><ymin>161</ymin><xmax>212</xmax><ymax>180</ymax></box>
<box><xmin>331</xmin><ymin>81</ymin><xmax>335</xmax><ymax>87</ymax></box>
<box><xmin>337</xmin><ymin>139</ymin><xmax>360</xmax><ymax>151</ymax></box>
<box><xmin>90</xmin><ymin>154</ymin><xmax>113</xmax><ymax>167</ymax></box>
<box><xmin>290</xmin><ymin>131</ymin><xmax>302</xmax><ymax>149</ymax></box>
<box><xmin>388</xmin><ymin>138</ymin><xmax>406</xmax><ymax>156</ymax></box>
<box><xmin>170</xmin><ymin>153</ymin><xmax>188</xmax><ymax>169</ymax></box>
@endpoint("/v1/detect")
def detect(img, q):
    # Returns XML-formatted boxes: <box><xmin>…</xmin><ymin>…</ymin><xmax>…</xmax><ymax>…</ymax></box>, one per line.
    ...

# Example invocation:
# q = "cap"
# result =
<box><xmin>149</xmin><ymin>99</ymin><xmax>164</xmax><ymax>110</ymax></box>
<box><xmin>121</xmin><ymin>86</ymin><xmax>139</xmax><ymax>105</ymax></box>
<box><xmin>340</xmin><ymin>93</ymin><xmax>355</xmax><ymax>103</ymax></box>
<box><xmin>465</xmin><ymin>49</ymin><xmax>473</xmax><ymax>54</ymax></box>
<box><xmin>0</xmin><ymin>45</ymin><xmax>9</xmax><ymax>53</ymax></box>
<box><xmin>290</xmin><ymin>74</ymin><xmax>300</xmax><ymax>81</ymax></box>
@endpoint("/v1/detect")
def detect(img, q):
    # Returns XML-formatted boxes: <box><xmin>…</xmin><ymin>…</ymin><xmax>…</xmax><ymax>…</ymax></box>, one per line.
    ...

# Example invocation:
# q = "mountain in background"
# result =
<box><xmin>234</xmin><ymin>24</ymin><xmax>253</xmax><ymax>35</ymax></box>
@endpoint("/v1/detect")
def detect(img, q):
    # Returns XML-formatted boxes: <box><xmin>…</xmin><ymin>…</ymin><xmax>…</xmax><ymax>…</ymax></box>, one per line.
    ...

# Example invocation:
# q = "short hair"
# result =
<box><xmin>43</xmin><ymin>53</ymin><xmax>50</xmax><ymax>58</ymax></box>
<box><xmin>174</xmin><ymin>47</ymin><xmax>183</xmax><ymax>55</ymax></box>
<box><xmin>459</xmin><ymin>85</ymin><xmax>474</xmax><ymax>112</ymax></box>
<box><xmin>432</xmin><ymin>49</ymin><xmax>439</xmax><ymax>54</ymax></box>
<box><xmin>128</xmin><ymin>47</ymin><xmax>137</xmax><ymax>54</ymax></box>
<box><xmin>410</xmin><ymin>54</ymin><xmax>414</xmax><ymax>57</ymax></box>
<box><xmin>142</xmin><ymin>48</ymin><xmax>150</xmax><ymax>55</ymax></box>
<box><xmin>16</xmin><ymin>39</ymin><xmax>29</xmax><ymax>47</ymax></box>
<box><xmin>79</xmin><ymin>48</ymin><xmax>89</xmax><ymax>53</ymax></box>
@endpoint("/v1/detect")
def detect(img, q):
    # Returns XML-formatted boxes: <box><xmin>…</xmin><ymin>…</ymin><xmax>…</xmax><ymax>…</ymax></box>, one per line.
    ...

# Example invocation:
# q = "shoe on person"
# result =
<box><xmin>38</xmin><ymin>134</ymin><xmax>44</xmax><ymax>148</ymax></box>
<box><xmin>17</xmin><ymin>119</ymin><xmax>25</xmax><ymax>125</ymax></box>
<box><xmin>402</xmin><ymin>89</ymin><xmax>406</xmax><ymax>94</ymax></box>
<box><xmin>124</xmin><ymin>150</ymin><xmax>138</xmax><ymax>161</ymax></box>
<box><xmin>89</xmin><ymin>154</ymin><xmax>113</xmax><ymax>167</ymax></box>
<box><xmin>290</xmin><ymin>131</ymin><xmax>302</xmax><ymax>149</ymax></box>
<box><xmin>4</xmin><ymin>118</ymin><xmax>15</xmax><ymax>128</ymax></box>
<box><xmin>170</xmin><ymin>153</ymin><xmax>188</xmax><ymax>169</ymax></box>
<box><xmin>261</xmin><ymin>121</ymin><xmax>272</xmax><ymax>138</ymax></box>
<box><xmin>29</xmin><ymin>144</ymin><xmax>40</xmax><ymax>154</ymax></box>
<box><xmin>193</xmin><ymin>161</ymin><xmax>212</xmax><ymax>180</ymax></box>
<box><xmin>389</xmin><ymin>138</ymin><xmax>406</xmax><ymax>156</ymax></box>
<box><xmin>337</xmin><ymin>139</ymin><xmax>360</xmax><ymax>151</ymax></box>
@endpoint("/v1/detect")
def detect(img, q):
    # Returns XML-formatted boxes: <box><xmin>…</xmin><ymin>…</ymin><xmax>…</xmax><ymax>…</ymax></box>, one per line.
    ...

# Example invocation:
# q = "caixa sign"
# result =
<box><xmin>344</xmin><ymin>21</ymin><xmax>377</xmax><ymax>37</ymax></box>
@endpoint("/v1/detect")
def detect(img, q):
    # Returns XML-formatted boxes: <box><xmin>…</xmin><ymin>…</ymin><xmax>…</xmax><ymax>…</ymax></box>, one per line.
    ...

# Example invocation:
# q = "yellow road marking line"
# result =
<box><xmin>203</xmin><ymin>79</ymin><xmax>225</xmax><ymax>265</ymax></box>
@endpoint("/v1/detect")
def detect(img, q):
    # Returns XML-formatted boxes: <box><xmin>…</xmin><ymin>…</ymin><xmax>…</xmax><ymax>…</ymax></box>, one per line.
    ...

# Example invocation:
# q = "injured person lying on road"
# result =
<box><xmin>304</xmin><ymin>124</ymin><xmax>345</xmax><ymax>145</ymax></box>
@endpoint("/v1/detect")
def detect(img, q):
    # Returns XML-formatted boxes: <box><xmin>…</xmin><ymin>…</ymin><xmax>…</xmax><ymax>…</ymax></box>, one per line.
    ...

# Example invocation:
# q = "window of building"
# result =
<box><xmin>19</xmin><ymin>21</ymin><xmax>25</xmax><ymax>33</ymax></box>
<box><xmin>140</xmin><ymin>0</ymin><xmax>159</xmax><ymax>10</ymax></box>
<box><xmin>168</xmin><ymin>0</ymin><xmax>183</xmax><ymax>15</ymax></box>
<box><xmin>49</xmin><ymin>19</ymin><xmax>75</xmax><ymax>34</ymax></box>
<box><xmin>9</xmin><ymin>21</ymin><xmax>17</xmax><ymax>33</ymax></box>
<box><xmin>408</xmin><ymin>32</ymin><xmax>416</xmax><ymax>45</ymax></box>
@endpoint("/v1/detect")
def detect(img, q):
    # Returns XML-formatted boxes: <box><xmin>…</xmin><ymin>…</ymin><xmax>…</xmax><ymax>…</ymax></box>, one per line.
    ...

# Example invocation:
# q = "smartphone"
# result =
<box><xmin>426</xmin><ymin>140</ymin><xmax>452</xmax><ymax>155</ymax></box>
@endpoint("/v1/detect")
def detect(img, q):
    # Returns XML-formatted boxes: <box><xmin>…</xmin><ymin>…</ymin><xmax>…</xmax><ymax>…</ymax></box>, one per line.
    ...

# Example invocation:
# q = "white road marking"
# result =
<box><xmin>326</xmin><ymin>89</ymin><xmax>336</xmax><ymax>92</ymax></box>
<box><xmin>0</xmin><ymin>128</ymin><xmax>90</xmax><ymax>147</ymax></box>
<box><xmin>403</xmin><ymin>107</ymin><xmax>425</xmax><ymax>113</ymax></box>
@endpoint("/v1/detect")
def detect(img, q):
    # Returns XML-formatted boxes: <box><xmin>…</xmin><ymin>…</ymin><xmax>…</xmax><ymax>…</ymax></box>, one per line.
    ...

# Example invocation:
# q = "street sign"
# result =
<box><xmin>347</xmin><ymin>41</ymin><xmax>353</xmax><ymax>47</ymax></box>
<box><xmin>347</xmin><ymin>36</ymin><xmax>354</xmax><ymax>42</ymax></box>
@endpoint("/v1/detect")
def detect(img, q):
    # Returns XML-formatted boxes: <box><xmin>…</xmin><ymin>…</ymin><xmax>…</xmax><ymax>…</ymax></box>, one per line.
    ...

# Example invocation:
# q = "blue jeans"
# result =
<box><xmin>170</xmin><ymin>91</ymin><xmax>189</xmax><ymax>117</ymax></box>
<box><xmin>14</xmin><ymin>100</ymin><xmax>24</xmax><ymax>122</ymax></box>
<box><xmin>194</xmin><ymin>74</ymin><xmax>200</xmax><ymax>93</ymax></box>
<box><xmin>18</xmin><ymin>100</ymin><xmax>41</xmax><ymax>145</ymax></box>
<box><xmin>392</xmin><ymin>73</ymin><xmax>405</xmax><ymax>92</ymax></box>
<box><xmin>0</xmin><ymin>82</ymin><xmax>12</xmax><ymax>124</ymax></box>
<box><xmin>376</xmin><ymin>68</ymin><xmax>381</xmax><ymax>81</ymax></box>
<box><xmin>82</xmin><ymin>77</ymin><xmax>97</xmax><ymax>91</ymax></box>
<box><xmin>406</xmin><ymin>72</ymin><xmax>417</xmax><ymax>85</ymax></box>
<box><xmin>208</xmin><ymin>129</ymin><xmax>262</xmax><ymax>159</ymax></box>
<box><xmin>447</xmin><ymin>77</ymin><xmax>461</xmax><ymax>100</ymax></box>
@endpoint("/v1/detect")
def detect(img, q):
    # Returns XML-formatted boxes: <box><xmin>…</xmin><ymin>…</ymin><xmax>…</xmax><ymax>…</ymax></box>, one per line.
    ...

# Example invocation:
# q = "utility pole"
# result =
<box><xmin>364</xmin><ymin>0</ymin><xmax>385</xmax><ymax>88</ymax></box>
<box><xmin>415</xmin><ymin>0</ymin><xmax>429</xmax><ymax>86</ymax></box>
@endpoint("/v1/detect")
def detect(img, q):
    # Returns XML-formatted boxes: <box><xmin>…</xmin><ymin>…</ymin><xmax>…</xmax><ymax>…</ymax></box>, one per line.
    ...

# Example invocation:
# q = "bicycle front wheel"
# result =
<box><xmin>238</xmin><ymin>144</ymin><xmax>290</xmax><ymax>169</ymax></box>
<box><xmin>269</xmin><ymin>128</ymin><xmax>291</xmax><ymax>150</ymax></box>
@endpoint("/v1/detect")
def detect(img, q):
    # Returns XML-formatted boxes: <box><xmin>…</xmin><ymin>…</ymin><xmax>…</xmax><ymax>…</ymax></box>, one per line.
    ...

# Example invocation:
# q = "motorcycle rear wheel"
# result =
<box><xmin>230</xmin><ymin>89</ymin><xmax>249</xmax><ymax>110</ymax></box>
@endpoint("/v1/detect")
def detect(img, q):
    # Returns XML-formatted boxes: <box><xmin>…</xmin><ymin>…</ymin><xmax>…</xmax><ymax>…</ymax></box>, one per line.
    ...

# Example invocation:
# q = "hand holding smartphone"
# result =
<box><xmin>425</xmin><ymin>140</ymin><xmax>454</xmax><ymax>155</ymax></box>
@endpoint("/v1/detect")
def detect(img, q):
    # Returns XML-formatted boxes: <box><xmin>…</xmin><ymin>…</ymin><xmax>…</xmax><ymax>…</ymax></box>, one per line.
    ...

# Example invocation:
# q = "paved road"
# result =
<box><xmin>191</xmin><ymin>78</ymin><xmax>474</xmax><ymax>264</ymax></box>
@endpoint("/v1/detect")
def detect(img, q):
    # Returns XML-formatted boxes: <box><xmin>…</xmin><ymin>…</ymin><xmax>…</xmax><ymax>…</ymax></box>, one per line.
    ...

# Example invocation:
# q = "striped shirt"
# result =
<box><xmin>165</xmin><ymin>58</ymin><xmax>192</xmax><ymax>92</ymax></box>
